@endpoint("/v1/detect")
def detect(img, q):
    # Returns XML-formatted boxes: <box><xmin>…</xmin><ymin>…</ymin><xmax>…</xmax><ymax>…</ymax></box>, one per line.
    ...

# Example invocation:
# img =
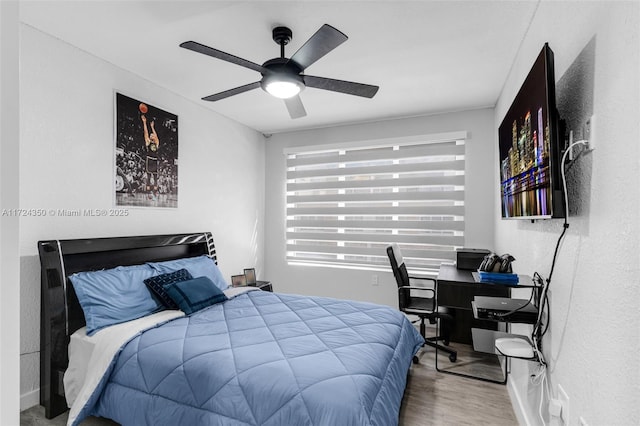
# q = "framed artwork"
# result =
<box><xmin>231</xmin><ymin>275</ymin><xmax>247</xmax><ymax>287</ymax></box>
<box><xmin>114</xmin><ymin>92</ymin><xmax>178</xmax><ymax>208</ymax></box>
<box><xmin>244</xmin><ymin>268</ymin><xmax>257</xmax><ymax>286</ymax></box>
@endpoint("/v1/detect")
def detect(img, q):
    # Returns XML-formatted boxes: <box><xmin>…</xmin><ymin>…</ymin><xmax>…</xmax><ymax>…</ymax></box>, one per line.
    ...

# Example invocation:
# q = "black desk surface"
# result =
<box><xmin>437</xmin><ymin>265</ymin><xmax>512</xmax><ymax>309</ymax></box>
<box><xmin>437</xmin><ymin>264</ymin><xmax>532</xmax><ymax>287</ymax></box>
<box><xmin>437</xmin><ymin>264</ymin><xmax>477</xmax><ymax>284</ymax></box>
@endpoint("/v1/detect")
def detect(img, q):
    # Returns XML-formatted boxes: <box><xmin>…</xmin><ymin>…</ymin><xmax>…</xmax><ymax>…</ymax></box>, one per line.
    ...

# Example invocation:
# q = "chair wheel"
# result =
<box><xmin>413</xmin><ymin>356</ymin><xmax>419</xmax><ymax>364</ymax></box>
<box><xmin>449</xmin><ymin>353</ymin><xmax>457</xmax><ymax>362</ymax></box>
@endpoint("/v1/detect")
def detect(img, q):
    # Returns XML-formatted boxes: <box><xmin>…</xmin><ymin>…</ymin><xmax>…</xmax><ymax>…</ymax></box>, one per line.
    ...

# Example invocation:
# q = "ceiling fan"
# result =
<box><xmin>180</xmin><ymin>24</ymin><xmax>379</xmax><ymax>119</ymax></box>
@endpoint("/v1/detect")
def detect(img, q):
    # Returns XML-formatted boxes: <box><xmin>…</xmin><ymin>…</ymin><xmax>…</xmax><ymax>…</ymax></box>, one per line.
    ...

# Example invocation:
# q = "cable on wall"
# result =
<box><xmin>534</xmin><ymin>138</ymin><xmax>589</xmax><ymax>338</ymax></box>
<box><xmin>530</xmin><ymin>137</ymin><xmax>590</xmax><ymax>425</ymax></box>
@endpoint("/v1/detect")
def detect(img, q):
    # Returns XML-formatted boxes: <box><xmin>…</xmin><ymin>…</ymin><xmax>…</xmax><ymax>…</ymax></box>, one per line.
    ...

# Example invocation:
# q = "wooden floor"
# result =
<box><xmin>400</xmin><ymin>347</ymin><xmax>519</xmax><ymax>425</ymax></box>
<box><xmin>22</xmin><ymin>346</ymin><xmax>518</xmax><ymax>426</ymax></box>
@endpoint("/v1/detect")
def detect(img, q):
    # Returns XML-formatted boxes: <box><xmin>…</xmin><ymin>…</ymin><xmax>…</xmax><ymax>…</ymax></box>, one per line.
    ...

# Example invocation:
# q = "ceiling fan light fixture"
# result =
<box><xmin>265</xmin><ymin>80</ymin><xmax>301</xmax><ymax>99</ymax></box>
<box><xmin>261</xmin><ymin>70</ymin><xmax>304</xmax><ymax>99</ymax></box>
<box><xmin>264</xmin><ymin>79</ymin><xmax>303</xmax><ymax>99</ymax></box>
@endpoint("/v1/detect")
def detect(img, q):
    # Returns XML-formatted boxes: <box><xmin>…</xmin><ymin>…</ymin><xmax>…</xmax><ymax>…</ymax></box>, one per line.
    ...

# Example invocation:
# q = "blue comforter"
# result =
<box><xmin>91</xmin><ymin>291</ymin><xmax>423</xmax><ymax>425</ymax></box>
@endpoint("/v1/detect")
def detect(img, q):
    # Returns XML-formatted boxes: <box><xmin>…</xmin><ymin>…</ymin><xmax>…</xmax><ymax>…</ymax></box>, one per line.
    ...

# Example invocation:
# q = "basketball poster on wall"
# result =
<box><xmin>114</xmin><ymin>92</ymin><xmax>178</xmax><ymax>208</ymax></box>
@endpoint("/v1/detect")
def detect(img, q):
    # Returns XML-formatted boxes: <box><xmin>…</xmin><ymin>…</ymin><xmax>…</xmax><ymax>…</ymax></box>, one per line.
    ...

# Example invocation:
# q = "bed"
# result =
<box><xmin>39</xmin><ymin>232</ymin><xmax>424</xmax><ymax>426</ymax></box>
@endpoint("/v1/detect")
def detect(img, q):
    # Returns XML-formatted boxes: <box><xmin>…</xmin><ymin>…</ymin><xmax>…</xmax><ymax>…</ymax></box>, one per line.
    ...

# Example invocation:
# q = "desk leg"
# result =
<box><xmin>434</xmin><ymin>318</ymin><xmax>508</xmax><ymax>385</ymax></box>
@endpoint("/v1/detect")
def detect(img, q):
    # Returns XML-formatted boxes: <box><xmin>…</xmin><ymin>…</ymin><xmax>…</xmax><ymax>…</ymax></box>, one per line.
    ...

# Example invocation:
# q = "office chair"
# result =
<box><xmin>386</xmin><ymin>243</ymin><xmax>457</xmax><ymax>363</ymax></box>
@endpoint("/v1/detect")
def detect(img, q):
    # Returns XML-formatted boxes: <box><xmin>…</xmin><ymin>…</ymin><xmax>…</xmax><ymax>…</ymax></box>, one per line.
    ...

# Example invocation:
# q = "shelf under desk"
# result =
<box><xmin>434</xmin><ymin>265</ymin><xmax>534</xmax><ymax>384</ymax></box>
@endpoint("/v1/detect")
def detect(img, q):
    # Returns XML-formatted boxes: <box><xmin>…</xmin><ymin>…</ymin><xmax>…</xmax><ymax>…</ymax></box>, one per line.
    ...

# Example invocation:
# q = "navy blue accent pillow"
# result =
<box><xmin>147</xmin><ymin>255</ymin><xmax>229</xmax><ymax>291</ymax></box>
<box><xmin>144</xmin><ymin>269</ymin><xmax>193</xmax><ymax>310</ymax></box>
<box><xmin>164</xmin><ymin>276</ymin><xmax>228</xmax><ymax>315</ymax></box>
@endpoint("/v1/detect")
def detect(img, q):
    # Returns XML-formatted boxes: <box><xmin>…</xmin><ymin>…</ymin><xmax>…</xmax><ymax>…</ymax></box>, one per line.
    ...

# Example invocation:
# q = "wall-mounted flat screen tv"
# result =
<box><xmin>498</xmin><ymin>43</ymin><xmax>565</xmax><ymax>219</ymax></box>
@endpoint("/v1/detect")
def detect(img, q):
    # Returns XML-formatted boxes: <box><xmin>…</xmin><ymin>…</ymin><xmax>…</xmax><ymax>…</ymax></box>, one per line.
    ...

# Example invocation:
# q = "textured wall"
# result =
<box><xmin>19</xmin><ymin>25</ymin><xmax>266</xmax><ymax>407</ymax></box>
<box><xmin>494</xmin><ymin>2</ymin><xmax>639</xmax><ymax>425</ymax></box>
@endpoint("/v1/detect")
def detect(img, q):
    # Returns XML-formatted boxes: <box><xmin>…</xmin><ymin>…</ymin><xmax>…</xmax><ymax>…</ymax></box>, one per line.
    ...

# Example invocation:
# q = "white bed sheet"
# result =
<box><xmin>65</xmin><ymin>326</ymin><xmax>97</xmax><ymax>407</ymax></box>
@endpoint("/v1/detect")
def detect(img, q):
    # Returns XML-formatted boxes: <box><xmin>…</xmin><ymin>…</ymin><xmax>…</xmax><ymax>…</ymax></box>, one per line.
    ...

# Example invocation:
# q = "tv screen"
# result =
<box><xmin>498</xmin><ymin>43</ymin><xmax>564</xmax><ymax>219</ymax></box>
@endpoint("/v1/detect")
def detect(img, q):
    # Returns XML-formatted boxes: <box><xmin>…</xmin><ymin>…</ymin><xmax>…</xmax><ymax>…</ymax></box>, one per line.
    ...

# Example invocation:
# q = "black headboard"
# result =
<box><xmin>38</xmin><ymin>232</ymin><xmax>216</xmax><ymax>419</ymax></box>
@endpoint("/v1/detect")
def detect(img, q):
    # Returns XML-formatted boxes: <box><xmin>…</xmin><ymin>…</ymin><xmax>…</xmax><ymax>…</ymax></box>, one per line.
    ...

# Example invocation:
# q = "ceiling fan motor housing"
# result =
<box><xmin>272</xmin><ymin>26</ymin><xmax>293</xmax><ymax>46</ymax></box>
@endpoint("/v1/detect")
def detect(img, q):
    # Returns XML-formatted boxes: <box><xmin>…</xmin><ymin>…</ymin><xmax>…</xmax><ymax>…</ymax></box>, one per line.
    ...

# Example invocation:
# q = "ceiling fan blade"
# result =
<box><xmin>284</xmin><ymin>95</ymin><xmax>307</xmax><ymax>119</ymax></box>
<box><xmin>180</xmin><ymin>41</ymin><xmax>266</xmax><ymax>74</ymax></box>
<box><xmin>201</xmin><ymin>82</ymin><xmax>261</xmax><ymax>102</ymax></box>
<box><xmin>289</xmin><ymin>24</ymin><xmax>348</xmax><ymax>70</ymax></box>
<box><xmin>304</xmin><ymin>75</ymin><xmax>379</xmax><ymax>98</ymax></box>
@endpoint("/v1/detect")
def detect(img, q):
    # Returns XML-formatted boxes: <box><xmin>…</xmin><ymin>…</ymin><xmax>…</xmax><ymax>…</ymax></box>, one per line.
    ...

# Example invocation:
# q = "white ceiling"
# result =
<box><xmin>20</xmin><ymin>0</ymin><xmax>539</xmax><ymax>134</ymax></box>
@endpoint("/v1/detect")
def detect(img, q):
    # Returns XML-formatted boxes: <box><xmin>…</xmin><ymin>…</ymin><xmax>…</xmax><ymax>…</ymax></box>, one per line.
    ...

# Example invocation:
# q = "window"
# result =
<box><xmin>285</xmin><ymin>133</ymin><xmax>466</xmax><ymax>276</ymax></box>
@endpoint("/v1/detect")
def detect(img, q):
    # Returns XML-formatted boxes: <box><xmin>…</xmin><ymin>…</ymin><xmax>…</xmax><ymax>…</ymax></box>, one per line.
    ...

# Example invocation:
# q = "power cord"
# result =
<box><xmin>541</xmin><ymin>139</ymin><xmax>588</xmax><ymax>328</ymax></box>
<box><xmin>529</xmin><ymin>138</ymin><xmax>589</xmax><ymax>425</ymax></box>
<box><xmin>493</xmin><ymin>275</ymin><xmax>540</xmax><ymax>319</ymax></box>
<box><xmin>534</xmin><ymin>363</ymin><xmax>550</xmax><ymax>425</ymax></box>
<box><xmin>535</xmin><ymin>138</ymin><xmax>588</xmax><ymax>336</ymax></box>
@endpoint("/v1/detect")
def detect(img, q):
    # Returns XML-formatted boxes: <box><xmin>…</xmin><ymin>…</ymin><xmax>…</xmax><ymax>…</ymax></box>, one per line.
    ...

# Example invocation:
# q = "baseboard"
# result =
<box><xmin>20</xmin><ymin>388</ymin><xmax>39</xmax><ymax>411</ymax></box>
<box><xmin>507</xmin><ymin>379</ymin><xmax>532</xmax><ymax>426</ymax></box>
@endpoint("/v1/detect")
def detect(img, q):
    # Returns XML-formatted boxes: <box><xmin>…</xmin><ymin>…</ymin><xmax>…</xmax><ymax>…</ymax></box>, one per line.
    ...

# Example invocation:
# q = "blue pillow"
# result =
<box><xmin>164</xmin><ymin>276</ymin><xmax>228</xmax><ymax>315</ymax></box>
<box><xmin>69</xmin><ymin>264</ymin><xmax>161</xmax><ymax>335</ymax></box>
<box><xmin>144</xmin><ymin>268</ymin><xmax>193</xmax><ymax>310</ymax></box>
<box><xmin>147</xmin><ymin>255</ymin><xmax>229</xmax><ymax>291</ymax></box>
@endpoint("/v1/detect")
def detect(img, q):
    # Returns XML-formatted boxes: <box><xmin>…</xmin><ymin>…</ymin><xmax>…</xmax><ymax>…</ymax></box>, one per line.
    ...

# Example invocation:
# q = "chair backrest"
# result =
<box><xmin>386</xmin><ymin>243</ymin><xmax>411</xmax><ymax>308</ymax></box>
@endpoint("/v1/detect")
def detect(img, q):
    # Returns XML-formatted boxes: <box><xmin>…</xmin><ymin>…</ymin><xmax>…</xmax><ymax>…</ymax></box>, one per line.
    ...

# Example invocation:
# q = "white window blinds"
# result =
<box><xmin>286</xmin><ymin>135</ymin><xmax>466</xmax><ymax>275</ymax></box>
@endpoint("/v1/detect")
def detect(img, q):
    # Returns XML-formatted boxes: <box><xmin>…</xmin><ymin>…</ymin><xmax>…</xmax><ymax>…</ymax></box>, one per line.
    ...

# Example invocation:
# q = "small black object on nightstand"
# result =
<box><xmin>256</xmin><ymin>281</ymin><xmax>272</xmax><ymax>292</ymax></box>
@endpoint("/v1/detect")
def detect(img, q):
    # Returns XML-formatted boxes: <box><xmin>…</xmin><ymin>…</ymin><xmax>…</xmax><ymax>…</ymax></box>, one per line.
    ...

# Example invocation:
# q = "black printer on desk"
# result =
<box><xmin>456</xmin><ymin>248</ymin><xmax>491</xmax><ymax>270</ymax></box>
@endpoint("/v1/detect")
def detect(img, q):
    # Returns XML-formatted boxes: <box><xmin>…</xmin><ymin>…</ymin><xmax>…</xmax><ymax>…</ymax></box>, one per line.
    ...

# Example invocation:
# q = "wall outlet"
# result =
<box><xmin>568</xmin><ymin>130</ymin><xmax>575</xmax><ymax>160</ymax></box>
<box><xmin>558</xmin><ymin>384</ymin><xmax>570</xmax><ymax>425</ymax></box>
<box><xmin>585</xmin><ymin>114</ymin><xmax>595</xmax><ymax>150</ymax></box>
<box><xmin>371</xmin><ymin>274</ymin><xmax>379</xmax><ymax>286</ymax></box>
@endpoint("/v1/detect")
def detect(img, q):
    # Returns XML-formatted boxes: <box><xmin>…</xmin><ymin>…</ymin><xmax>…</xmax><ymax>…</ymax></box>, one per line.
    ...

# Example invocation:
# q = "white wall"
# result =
<box><xmin>494</xmin><ymin>2</ymin><xmax>639</xmax><ymax>425</ymax></box>
<box><xmin>19</xmin><ymin>25</ymin><xmax>266</xmax><ymax>408</ymax></box>
<box><xmin>264</xmin><ymin>108</ymin><xmax>495</xmax><ymax>307</ymax></box>
<box><xmin>1</xmin><ymin>1</ymin><xmax>21</xmax><ymax>424</ymax></box>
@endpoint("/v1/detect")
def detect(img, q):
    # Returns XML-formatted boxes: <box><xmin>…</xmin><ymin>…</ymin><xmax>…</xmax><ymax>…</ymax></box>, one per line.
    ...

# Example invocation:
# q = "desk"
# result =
<box><xmin>437</xmin><ymin>265</ymin><xmax>510</xmax><ymax>344</ymax></box>
<box><xmin>435</xmin><ymin>265</ymin><xmax>532</xmax><ymax>384</ymax></box>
